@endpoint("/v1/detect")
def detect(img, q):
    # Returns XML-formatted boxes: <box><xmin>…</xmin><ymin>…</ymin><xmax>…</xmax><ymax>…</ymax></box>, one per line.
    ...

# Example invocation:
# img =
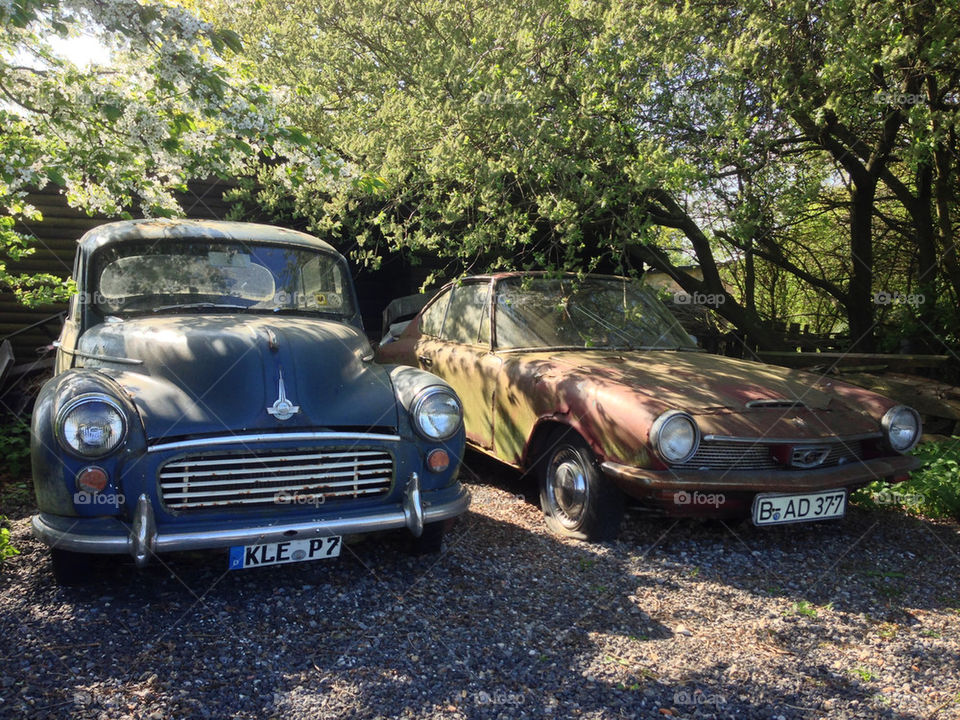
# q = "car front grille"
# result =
<box><xmin>158</xmin><ymin>447</ymin><xmax>394</xmax><ymax>510</ymax></box>
<box><xmin>674</xmin><ymin>440</ymin><xmax>863</xmax><ymax>471</ymax></box>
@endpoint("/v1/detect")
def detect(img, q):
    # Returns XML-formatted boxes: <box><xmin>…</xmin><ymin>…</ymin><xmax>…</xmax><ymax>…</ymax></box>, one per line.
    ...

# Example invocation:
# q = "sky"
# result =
<box><xmin>46</xmin><ymin>33</ymin><xmax>112</xmax><ymax>68</ymax></box>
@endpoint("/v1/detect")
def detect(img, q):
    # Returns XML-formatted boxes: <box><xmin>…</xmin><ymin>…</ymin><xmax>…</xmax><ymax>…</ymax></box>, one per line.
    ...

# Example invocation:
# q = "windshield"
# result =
<box><xmin>91</xmin><ymin>240</ymin><xmax>355</xmax><ymax>318</ymax></box>
<box><xmin>494</xmin><ymin>276</ymin><xmax>698</xmax><ymax>351</ymax></box>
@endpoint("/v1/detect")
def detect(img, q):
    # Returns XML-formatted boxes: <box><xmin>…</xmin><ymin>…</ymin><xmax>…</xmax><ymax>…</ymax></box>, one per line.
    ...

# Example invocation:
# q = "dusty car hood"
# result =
<box><xmin>518</xmin><ymin>350</ymin><xmax>841</xmax><ymax>412</ymax></box>
<box><xmin>77</xmin><ymin>314</ymin><xmax>397</xmax><ymax>440</ymax></box>
<box><xmin>507</xmin><ymin>349</ymin><xmax>891</xmax><ymax>445</ymax></box>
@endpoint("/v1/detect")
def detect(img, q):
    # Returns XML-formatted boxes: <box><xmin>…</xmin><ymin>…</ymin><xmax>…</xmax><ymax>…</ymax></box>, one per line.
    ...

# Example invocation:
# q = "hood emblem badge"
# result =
<box><xmin>267</xmin><ymin>369</ymin><xmax>300</xmax><ymax>420</ymax></box>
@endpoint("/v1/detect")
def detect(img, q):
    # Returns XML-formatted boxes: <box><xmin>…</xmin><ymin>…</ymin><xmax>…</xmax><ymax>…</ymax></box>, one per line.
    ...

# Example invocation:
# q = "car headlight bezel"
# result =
<box><xmin>410</xmin><ymin>386</ymin><xmax>462</xmax><ymax>441</ymax></box>
<box><xmin>55</xmin><ymin>393</ymin><xmax>128</xmax><ymax>459</ymax></box>
<box><xmin>881</xmin><ymin>405</ymin><xmax>921</xmax><ymax>453</ymax></box>
<box><xmin>650</xmin><ymin>410</ymin><xmax>700</xmax><ymax>465</ymax></box>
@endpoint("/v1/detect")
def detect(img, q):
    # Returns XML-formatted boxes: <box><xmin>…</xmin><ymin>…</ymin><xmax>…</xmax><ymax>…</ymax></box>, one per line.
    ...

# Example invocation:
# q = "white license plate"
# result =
<box><xmin>752</xmin><ymin>489</ymin><xmax>847</xmax><ymax>526</ymax></box>
<box><xmin>228</xmin><ymin>536</ymin><xmax>341</xmax><ymax>570</ymax></box>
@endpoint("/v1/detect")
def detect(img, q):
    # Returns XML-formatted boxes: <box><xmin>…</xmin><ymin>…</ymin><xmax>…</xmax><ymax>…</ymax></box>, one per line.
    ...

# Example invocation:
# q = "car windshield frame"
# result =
<box><xmin>88</xmin><ymin>238</ymin><xmax>357</xmax><ymax>320</ymax></box>
<box><xmin>492</xmin><ymin>275</ymin><xmax>699</xmax><ymax>352</ymax></box>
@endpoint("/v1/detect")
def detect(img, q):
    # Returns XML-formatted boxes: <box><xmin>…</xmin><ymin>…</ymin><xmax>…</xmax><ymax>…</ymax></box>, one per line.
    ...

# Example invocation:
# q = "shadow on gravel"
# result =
<box><xmin>0</xmin><ymin>508</ymin><xmax>673</xmax><ymax>719</ymax></box>
<box><xmin>1</xmin><ymin>447</ymin><xmax>958</xmax><ymax>719</ymax></box>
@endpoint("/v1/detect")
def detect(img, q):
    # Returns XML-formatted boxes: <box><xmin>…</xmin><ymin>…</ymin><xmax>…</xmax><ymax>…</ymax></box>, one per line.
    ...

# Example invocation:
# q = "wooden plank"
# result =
<box><xmin>837</xmin><ymin>372</ymin><xmax>960</xmax><ymax>422</ymax></box>
<box><xmin>758</xmin><ymin>351</ymin><xmax>950</xmax><ymax>370</ymax></box>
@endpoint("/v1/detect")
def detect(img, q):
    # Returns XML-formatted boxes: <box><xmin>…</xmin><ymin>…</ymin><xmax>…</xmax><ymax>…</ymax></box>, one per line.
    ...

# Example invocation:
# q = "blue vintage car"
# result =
<box><xmin>31</xmin><ymin>219</ymin><xmax>469</xmax><ymax>583</ymax></box>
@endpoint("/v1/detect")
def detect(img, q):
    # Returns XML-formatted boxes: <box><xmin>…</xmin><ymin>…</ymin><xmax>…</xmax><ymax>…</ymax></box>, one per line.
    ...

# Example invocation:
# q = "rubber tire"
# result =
<box><xmin>408</xmin><ymin>521</ymin><xmax>445</xmax><ymax>555</ymax></box>
<box><xmin>50</xmin><ymin>548</ymin><xmax>94</xmax><ymax>586</ymax></box>
<box><xmin>538</xmin><ymin>430</ymin><xmax>625</xmax><ymax>541</ymax></box>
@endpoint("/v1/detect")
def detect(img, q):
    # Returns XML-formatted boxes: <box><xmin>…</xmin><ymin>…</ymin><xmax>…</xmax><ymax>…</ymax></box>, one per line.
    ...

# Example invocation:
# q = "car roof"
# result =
<box><xmin>77</xmin><ymin>219</ymin><xmax>339</xmax><ymax>255</ymax></box>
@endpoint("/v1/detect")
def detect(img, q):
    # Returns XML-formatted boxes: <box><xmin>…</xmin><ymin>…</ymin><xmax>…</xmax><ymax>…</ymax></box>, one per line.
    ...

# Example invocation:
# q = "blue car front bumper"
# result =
<box><xmin>31</xmin><ymin>474</ymin><xmax>470</xmax><ymax>567</ymax></box>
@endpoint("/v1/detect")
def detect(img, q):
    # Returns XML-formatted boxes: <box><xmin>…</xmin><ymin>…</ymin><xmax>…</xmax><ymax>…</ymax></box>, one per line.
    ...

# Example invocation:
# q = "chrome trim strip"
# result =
<box><xmin>161</xmin><ymin>477</ymin><xmax>390</xmax><ymax>499</ymax></box>
<box><xmin>160</xmin><ymin>469</ymin><xmax>391</xmax><ymax>489</ymax></box>
<box><xmin>159</xmin><ymin>458</ymin><xmax>391</xmax><ymax>481</ymax></box>
<box><xmin>700</xmin><ymin>432</ymin><xmax>882</xmax><ymax>444</ymax></box>
<box><xmin>161</xmin><ymin>449</ymin><xmax>388</xmax><ymax>470</ymax></box>
<box><xmin>147</xmin><ymin>431</ymin><xmax>402</xmax><ymax>453</ymax></box>
<box><xmin>165</xmin><ymin>488</ymin><xmax>387</xmax><ymax>509</ymax></box>
<box><xmin>745</xmin><ymin>399</ymin><xmax>806</xmax><ymax>409</ymax></box>
<box><xmin>61</xmin><ymin>347</ymin><xmax>144</xmax><ymax>365</ymax></box>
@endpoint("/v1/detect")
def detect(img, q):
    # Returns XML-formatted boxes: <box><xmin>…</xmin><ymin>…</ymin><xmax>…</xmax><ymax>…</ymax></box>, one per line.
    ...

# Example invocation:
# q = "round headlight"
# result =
<box><xmin>650</xmin><ymin>410</ymin><xmax>700</xmax><ymax>464</ymax></box>
<box><xmin>56</xmin><ymin>395</ymin><xmax>127</xmax><ymax>458</ymax></box>
<box><xmin>881</xmin><ymin>405</ymin><xmax>921</xmax><ymax>452</ymax></box>
<box><xmin>411</xmin><ymin>386</ymin><xmax>462</xmax><ymax>441</ymax></box>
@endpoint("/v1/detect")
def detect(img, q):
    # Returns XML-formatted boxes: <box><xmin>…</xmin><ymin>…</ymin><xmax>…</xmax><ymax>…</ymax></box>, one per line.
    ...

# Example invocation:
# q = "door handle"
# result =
<box><xmin>418</xmin><ymin>354</ymin><xmax>433</xmax><ymax>367</ymax></box>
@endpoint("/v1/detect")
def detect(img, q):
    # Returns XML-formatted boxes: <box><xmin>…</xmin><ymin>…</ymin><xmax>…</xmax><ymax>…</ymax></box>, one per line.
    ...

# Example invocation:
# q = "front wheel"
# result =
<box><xmin>538</xmin><ymin>430</ymin><xmax>625</xmax><ymax>541</ymax></box>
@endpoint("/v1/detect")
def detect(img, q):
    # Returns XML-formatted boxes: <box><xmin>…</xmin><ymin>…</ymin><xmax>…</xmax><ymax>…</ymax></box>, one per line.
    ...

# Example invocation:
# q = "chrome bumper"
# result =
<box><xmin>601</xmin><ymin>454</ymin><xmax>920</xmax><ymax>494</ymax></box>
<box><xmin>31</xmin><ymin>474</ymin><xmax>470</xmax><ymax>567</ymax></box>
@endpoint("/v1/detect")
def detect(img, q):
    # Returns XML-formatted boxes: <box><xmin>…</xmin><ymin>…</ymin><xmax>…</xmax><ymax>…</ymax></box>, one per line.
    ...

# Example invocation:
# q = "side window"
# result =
<box><xmin>477</xmin><ymin>286</ymin><xmax>491</xmax><ymax>345</ymax></box>
<box><xmin>420</xmin><ymin>289</ymin><xmax>451</xmax><ymax>337</ymax></box>
<box><xmin>442</xmin><ymin>282</ymin><xmax>491</xmax><ymax>345</ymax></box>
<box><xmin>494</xmin><ymin>283</ymin><xmax>537</xmax><ymax>349</ymax></box>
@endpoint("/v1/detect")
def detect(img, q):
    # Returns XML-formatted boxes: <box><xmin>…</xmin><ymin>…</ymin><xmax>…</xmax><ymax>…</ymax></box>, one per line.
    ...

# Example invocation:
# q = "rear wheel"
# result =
<box><xmin>538</xmin><ymin>430</ymin><xmax>624</xmax><ymax>541</ymax></box>
<box><xmin>50</xmin><ymin>548</ymin><xmax>94</xmax><ymax>586</ymax></box>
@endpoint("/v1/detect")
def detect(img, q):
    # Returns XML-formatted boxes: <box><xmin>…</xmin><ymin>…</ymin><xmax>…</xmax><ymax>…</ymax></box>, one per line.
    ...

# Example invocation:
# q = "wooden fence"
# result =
<box><xmin>1</xmin><ymin>180</ymin><xmax>239</xmax><ymax>365</ymax></box>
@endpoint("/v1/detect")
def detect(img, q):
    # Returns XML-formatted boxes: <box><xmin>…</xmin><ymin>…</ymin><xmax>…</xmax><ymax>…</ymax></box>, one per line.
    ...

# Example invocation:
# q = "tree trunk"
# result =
<box><xmin>934</xmin><ymin>135</ymin><xmax>960</xmax><ymax>307</ymax></box>
<box><xmin>913</xmin><ymin>163</ymin><xmax>939</xmax><ymax>350</ymax></box>
<box><xmin>847</xmin><ymin>181</ymin><xmax>876</xmax><ymax>351</ymax></box>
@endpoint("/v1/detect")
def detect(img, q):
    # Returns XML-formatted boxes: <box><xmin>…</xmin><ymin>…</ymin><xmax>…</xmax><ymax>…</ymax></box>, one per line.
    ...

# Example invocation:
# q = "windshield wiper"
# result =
<box><xmin>152</xmin><ymin>302</ymin><xmax>250</xmax><ymax>313</ymax></box>
<box><xmin>267</xmin><ymin>306</ymin><xmax>343</xmax><ymax>317</ymax></box>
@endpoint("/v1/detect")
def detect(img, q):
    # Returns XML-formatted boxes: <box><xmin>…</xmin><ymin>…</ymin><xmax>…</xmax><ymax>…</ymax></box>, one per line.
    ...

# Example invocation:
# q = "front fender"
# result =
<box><xmin>31</xmin><ymin>369</ymin><xmax>146</xmax><ymax>517</ymax></box>
<box><xmin>385</xmin><ymin>364</ymin><xmax>466</xmax><ymax>490</ymax></box>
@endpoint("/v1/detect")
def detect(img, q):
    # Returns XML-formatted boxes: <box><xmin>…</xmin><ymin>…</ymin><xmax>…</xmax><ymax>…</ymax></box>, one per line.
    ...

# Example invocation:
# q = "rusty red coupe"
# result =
<box><xmin>377</xmin><ymin>273</ymin><xmax>922</xmax><ymax>540</ymax></box>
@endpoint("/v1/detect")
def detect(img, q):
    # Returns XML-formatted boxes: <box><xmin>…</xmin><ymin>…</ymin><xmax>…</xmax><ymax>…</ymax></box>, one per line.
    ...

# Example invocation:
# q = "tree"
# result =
<box><xmin>1</xmin><ymin>0</ymin><xmax>332</xmax><ymax>304</ymax></box>
<box><xmin>209</xmin><ymin>0</ymin><xmax>960</xmax><ymax>353</ymax></box>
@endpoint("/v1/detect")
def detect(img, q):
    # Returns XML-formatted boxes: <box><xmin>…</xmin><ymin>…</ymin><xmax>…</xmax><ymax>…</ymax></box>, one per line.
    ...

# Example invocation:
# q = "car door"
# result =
<box><xmin>415</xmin><ymin>281</ymin><xmax>500</xmax><ymax>450</ymax></box>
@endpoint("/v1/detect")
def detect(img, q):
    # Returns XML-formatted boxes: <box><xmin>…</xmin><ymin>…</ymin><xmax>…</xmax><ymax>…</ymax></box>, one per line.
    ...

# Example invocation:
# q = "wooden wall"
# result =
<box><xmin>1</xmin><ymin>180</ymin><xmax>239</xmax><ymax>364</ymax></box>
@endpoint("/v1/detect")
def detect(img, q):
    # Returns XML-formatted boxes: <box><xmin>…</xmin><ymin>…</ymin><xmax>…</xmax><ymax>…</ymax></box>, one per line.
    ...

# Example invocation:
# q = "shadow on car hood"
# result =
<box><xmin>77</xmin><ymin>314</ymin><xmax>398</xmax><ymax>440</ymax></box>
<box><xmin>524</xmin><ymin>349</ymin><xmax>838</xmax><ymax>412</ymax></box>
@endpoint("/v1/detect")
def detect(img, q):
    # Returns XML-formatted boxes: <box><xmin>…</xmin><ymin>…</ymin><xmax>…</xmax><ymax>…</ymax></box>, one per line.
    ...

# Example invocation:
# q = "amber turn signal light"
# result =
<box><xmin>426</xmin><ymin>448</ymin><xmax>450</xmax><ymax>473</ymax></box>
<box><xmin>76</xmin><ymin>466</ymin><xmax>109</xmax><ymax>493</ymax></box>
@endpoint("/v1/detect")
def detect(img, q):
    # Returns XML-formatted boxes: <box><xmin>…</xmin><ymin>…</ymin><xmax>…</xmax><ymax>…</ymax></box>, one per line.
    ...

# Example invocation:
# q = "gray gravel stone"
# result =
<box><xmin>1</xmin><ymin>463</ymin><xmax>959</xmax><ymax>719</ymax></box>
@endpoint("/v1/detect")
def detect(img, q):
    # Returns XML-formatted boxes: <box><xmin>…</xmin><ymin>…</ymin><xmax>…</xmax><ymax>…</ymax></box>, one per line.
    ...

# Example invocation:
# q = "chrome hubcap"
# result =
<box><xmin>547</xmin><ymin>449</ymin><xmax>588</xmax><ymax>528</ymax></box>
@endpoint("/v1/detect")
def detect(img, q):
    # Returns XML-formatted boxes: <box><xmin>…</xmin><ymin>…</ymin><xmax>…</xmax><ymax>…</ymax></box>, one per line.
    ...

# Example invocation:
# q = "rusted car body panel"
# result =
<box><xmin>377</xmin><ymin>272</ymin><xmax>921</xmax><ymax>523</ymax></box>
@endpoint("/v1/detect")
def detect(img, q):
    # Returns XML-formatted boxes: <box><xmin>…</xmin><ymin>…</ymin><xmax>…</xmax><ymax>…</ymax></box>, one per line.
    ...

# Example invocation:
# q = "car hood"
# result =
<box><xmin>514</xmin><ymin>349</ymin><xmax>893</xmax><ymax>442</ymax></box>
<box><xmin>521</xmin><ymin>350</ymin><xmax>845</xmax><ymax>412</ymax></box>
<box><xmin>76</xmin><ymin>314</ymin><xmax>398</xmax><ymax>440</ymax></box>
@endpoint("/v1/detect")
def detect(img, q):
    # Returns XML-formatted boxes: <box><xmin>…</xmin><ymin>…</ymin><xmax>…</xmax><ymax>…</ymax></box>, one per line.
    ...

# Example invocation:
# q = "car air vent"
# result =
<box><xmin>745</xmin><ymin>399</ymin><xmax>807</xmax><ymax>409</ymax></box>
<box><xmin>674</xmin><ymin>440</ymin><xmax>863</xmax><ymax>471</ymax></box>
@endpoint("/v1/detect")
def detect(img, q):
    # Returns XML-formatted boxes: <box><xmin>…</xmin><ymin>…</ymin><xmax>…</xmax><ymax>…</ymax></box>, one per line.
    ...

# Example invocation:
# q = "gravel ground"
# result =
<box><xmin>1</xmin><ymin>453</ymin><xmax>959</xmax><ymax>720</ymax></box>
